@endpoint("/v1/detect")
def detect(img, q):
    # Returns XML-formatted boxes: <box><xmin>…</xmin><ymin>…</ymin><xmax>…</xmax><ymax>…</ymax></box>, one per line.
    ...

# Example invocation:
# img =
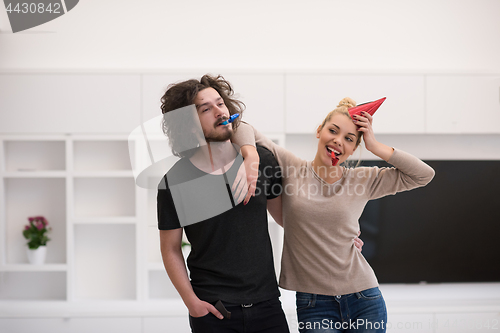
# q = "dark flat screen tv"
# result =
<box><xmin>358</xmin><ymin>160</ymin><xmax>500</xmax><ymax>284</ymax></box>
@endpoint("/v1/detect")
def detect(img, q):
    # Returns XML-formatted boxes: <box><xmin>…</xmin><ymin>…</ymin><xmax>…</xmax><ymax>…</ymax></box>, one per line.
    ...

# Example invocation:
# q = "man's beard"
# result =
<box><xmin>205</xmin><ymin>127</ymin><xmax>233</xmax><ymax>143</ymax></box>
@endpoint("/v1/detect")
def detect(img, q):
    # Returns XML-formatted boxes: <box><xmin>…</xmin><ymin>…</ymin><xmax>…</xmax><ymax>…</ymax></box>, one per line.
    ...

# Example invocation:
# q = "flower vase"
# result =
<box><xmin>27</xmin><ymin>246</ymin><xmax>47</xmax><ymax>265</ymax></box>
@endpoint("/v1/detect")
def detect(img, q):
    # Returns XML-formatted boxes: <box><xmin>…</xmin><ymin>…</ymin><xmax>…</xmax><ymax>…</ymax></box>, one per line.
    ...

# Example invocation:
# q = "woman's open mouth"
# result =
<box><xmin>326</xmin><ymin>146</ymin><xmax>341</xmax><ymax>166</ymax></box>
<box><xmin>326</xmin><ymin>146</ymin><xmax>341</xmax><ymax>157</ymax></box>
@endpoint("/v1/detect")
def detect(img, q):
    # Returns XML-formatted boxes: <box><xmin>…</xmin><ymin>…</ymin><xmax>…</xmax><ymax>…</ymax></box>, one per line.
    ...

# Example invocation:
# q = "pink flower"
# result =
<box><xmin>36</xmin><ymin>222</ymin><xmax>44</xmax><ymax>230</ymax></box>
<box><xmin>25</xmin><ymin>225</ymin><xmax>30</xmax><ymax>230</ymax></box>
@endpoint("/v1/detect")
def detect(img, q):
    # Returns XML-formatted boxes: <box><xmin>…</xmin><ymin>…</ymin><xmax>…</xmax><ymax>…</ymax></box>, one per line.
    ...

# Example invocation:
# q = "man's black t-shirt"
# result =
<box><xmin>157</xmin><ymin>146</ymin><xmax>282</xmax><ymax>304</ymax></box>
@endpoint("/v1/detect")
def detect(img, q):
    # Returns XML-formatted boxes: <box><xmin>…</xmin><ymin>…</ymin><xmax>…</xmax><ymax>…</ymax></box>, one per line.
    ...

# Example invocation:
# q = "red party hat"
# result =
<box><xmin>348</xmin><ymin>97</ymin><xmax>386</xmax><ymax>119</ymax></box>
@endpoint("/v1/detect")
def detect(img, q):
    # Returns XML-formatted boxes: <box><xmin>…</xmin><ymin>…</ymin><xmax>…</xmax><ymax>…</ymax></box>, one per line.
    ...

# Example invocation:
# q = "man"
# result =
<box><xmin>157</xmin><ymin>74</ymin><xmax>290</xmax><ymax>332</ymax></box>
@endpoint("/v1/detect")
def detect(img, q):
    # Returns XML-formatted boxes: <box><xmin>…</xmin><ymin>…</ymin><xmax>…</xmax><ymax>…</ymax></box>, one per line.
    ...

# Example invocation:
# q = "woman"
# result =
<box><xmin>232</xmin><ymin>97</ymin><xmax>435</xmax><ymax>333</ymax></box>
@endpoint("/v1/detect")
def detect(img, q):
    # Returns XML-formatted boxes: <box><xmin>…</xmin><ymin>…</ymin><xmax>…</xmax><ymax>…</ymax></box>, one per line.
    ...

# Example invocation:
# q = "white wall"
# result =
<box><xmin>0</xmin><ymin>0</ymin><xmax>499</xmax><ymax>72</ymax></box>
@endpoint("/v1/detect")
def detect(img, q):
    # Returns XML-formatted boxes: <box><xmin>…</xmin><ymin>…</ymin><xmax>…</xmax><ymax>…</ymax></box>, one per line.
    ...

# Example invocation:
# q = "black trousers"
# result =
<box><xmin>189</xmin><ymin>297</ymin><xmax>290</xmax><ymax>333</ymax></box>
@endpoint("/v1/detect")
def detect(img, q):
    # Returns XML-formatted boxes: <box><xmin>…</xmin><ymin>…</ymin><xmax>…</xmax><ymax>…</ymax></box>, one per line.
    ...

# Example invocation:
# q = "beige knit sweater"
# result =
<box><xmin>233</xmin><ymin>122</ymin><xmax>435</xmax><ymax>296</ymax></box>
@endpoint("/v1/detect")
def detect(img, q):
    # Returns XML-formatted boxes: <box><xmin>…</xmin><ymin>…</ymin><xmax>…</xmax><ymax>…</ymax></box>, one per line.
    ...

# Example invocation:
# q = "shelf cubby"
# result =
<box><xmin>73</xmin><ymin>177</ymin><xmax>136</xmax><ymax>218</ymax></box>
<box><xmin>147</xmin><ymin>226</ymin><xmax>162</xmax><ymax>265</ymax></box>
<box><xmin>147</xmin><ymin>187</ymin><xmax>159</xmax><ymax>226</ymax></box>
<box><xmin>2</xmin><ymin>264</ymin><xmax>67</xmax><ymax>272</ymax></box>
<box><xmin>0</xmin><ymin>271</ymin><xmax>66</xmax><ymax>300</ymax></box>
<box><xmin>148</xmin><ymin>270</ymin><xmax>179</xmax><ymax>300</ymax></box>
<box><xmin>73</xmin><ymin>140</ymin><xmax>132</xmax><ymax>172</ymax></box>
<box><xmin>73</xmin><ymin>224</ymin><xmax>136</xmax><ymax>300</ymax></box>
<box><xmin>4</xmin><ymin>177</ymin><xmax>67</xmax><ymax>265</ymax></box>
<box><xmin>3</xmin><ymin>140</ymin><xmax>65</xmax><ymax>172</ymax></box>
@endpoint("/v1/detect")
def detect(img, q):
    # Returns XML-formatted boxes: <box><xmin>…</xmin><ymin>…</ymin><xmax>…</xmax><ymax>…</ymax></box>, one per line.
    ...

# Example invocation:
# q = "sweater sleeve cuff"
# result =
<box><xmin>233</xmin><ymin>121</ymin><xmax>256</xmax><ymax>148</ymax></box>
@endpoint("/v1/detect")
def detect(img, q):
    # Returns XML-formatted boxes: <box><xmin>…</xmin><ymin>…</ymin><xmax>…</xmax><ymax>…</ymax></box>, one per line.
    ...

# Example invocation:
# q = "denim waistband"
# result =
<box><xmin>296</xmin><ymin>286</ymin><xmax>380</xmax><ymax>300</ymax></box>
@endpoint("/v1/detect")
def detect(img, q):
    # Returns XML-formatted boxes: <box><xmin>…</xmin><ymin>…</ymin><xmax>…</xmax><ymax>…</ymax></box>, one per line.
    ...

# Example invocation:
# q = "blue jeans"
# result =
<box><xmin>296</xmin><ymin>287</ymin><xmax>387</xmax><ymax>333</ymax></box>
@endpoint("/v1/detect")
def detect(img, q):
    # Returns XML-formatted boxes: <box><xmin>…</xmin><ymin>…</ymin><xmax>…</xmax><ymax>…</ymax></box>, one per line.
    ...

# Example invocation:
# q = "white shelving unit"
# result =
<box><xmin>0</xmin><ymin>135</ymin><xmax>160</xmax><ymax>304</ymax></box>
<box><xmin>0</xmin><ymin>137</ymin><xmax>67</xmax><ymax>304</ymax></box>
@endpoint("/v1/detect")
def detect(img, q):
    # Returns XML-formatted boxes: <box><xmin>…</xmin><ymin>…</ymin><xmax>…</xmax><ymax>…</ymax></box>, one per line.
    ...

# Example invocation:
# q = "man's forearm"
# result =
<box><xmin>161</xmin><ymin>246</ymin><xmax>199</xmax><ymax>307</ymax></box>
<box><xmin>240</xmin><ymin>144</ymin><xmax>260</xmax><ymax>205</ymax></box>
<box><xmin>161</xmin><ymin>245</ymin><xmax>223</xmax><ymax>319</ymax></box>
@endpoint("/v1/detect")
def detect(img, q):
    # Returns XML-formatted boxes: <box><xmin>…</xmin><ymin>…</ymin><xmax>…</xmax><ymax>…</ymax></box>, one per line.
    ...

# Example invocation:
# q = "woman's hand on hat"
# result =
<box><xmin>354</xmin><ymin>112</ymin><xmax>377</xmax><ymax>152</ymax></box>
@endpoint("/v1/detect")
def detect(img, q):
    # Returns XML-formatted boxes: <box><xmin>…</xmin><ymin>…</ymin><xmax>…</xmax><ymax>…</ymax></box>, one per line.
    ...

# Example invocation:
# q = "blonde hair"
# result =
<box><xmin>319</xmin><ymin>97</ymin><xmax>362</xmax><ymax>147</ymax></box>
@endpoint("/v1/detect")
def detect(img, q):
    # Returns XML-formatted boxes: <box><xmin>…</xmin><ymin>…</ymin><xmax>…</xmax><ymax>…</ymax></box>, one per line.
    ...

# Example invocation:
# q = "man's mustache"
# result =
<box><xmin>214</xmin><ymin>116</ymin><xmax>229</xmax><ymax>128</ymax></box>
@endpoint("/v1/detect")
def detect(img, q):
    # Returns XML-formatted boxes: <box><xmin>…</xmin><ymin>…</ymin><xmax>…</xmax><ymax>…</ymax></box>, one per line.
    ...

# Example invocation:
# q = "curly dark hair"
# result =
<box><xmin>160</xmin><ymin>74</ymin><xmax>245</xmax><ymax>158</ymax></box>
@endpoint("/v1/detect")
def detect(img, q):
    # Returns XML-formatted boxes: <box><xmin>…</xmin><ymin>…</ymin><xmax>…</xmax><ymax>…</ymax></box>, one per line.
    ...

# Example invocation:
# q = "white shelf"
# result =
<box><xmin>72</xmin><ymin>171</ymin><xmax>134</xmax><ymax>177</ymax></box>
<box><xmin>72</xmin><ymin>217</ymin><xmax>137</xmax><ymax>225</ymax></box>
<box><xmin>2</xmin><ymin>171</ymin><xmax>67</xmax><ymax>178</ymax></box>
<box><xmin>0</xmin><ymin>299</ymin><xmax>188</xmax><ymax>318</ymax></box>
<box><xmin>1</xmin><ymin>264</ymin><xmax>67</xmax><ymax>272</ymax></box>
